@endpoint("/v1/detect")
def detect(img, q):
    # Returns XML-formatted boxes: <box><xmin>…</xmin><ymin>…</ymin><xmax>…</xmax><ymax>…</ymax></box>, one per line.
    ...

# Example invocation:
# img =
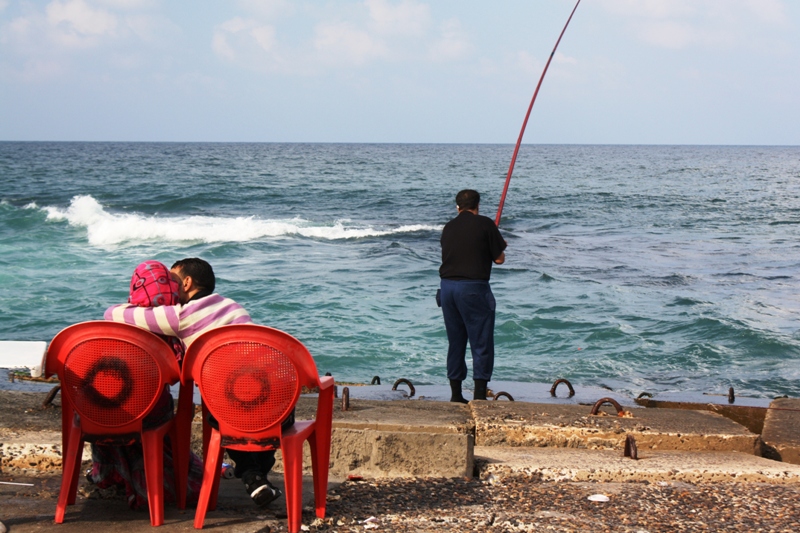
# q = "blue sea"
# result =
<box><xmin>1</xmin><ymin>142</ymin><xmax>799</xmax><ymax>399</ymax></box>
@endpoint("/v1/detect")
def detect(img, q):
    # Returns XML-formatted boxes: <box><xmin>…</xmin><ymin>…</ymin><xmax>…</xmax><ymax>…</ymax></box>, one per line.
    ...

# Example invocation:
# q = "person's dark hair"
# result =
<box><xmin>456</xmin><ymin>189</ymin><xmax>480</xmax><ymax>211</ymax></box>
<box><xmin>171</xmin><ymin>257</ymin><xmax>215</xmax><ymax>294</ymax></box>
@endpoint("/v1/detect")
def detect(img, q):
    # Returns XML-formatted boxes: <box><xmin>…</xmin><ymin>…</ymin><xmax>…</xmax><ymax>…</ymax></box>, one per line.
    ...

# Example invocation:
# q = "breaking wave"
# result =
<box><xmin>42</xmin><ymin>195</ymin><xmax>440</xmax><ymax>247</ymax></box>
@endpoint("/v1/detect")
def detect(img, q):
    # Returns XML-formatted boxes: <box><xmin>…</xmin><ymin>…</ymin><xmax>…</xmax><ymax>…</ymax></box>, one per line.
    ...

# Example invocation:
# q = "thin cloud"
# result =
<box><xmin>212</xmin><ymin>17</ymin><xmax>278</xmax><ymax>64</ymax></box>
<box><xmin>366</xmin><ymin>0</ymin><xmax>430</xmax><ymax>36</ymax></box>
<box><xmin>598</xmin><ymin>0</ymin><xmax>790</xmax><ymax>50</ymax></box>
<box><xmin>46</xmin><ymin>0</ymin><xmax>118</xmax><ymax>47</ymax></box>
<box><xmin>207</xmin><ymin>1</ymin><xmax>471</xmax><ymax>72</ymax></box>
<box><xmin>428</xmin><ymin>18</ymin><xmax>470</xmax><ymax>62</ymax></box>
<box><xmin>235</xmin><ymin>0</ymin><xmax>294</xmax><ymax>20</ymax></box>
<box><xmin>313</xmin><ymin>20</ymin><xmax>387</xmax><ymax>67</ymax></box>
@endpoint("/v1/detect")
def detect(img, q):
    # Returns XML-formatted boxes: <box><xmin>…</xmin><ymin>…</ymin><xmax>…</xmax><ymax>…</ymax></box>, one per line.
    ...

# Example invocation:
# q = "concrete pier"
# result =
<box><xmin>4</xmin><ymin>388</ymin><xmax>800</xmax><ymax>531</ymax></box>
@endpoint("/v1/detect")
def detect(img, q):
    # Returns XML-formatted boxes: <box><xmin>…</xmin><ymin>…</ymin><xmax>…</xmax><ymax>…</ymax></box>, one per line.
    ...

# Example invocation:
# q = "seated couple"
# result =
<box><xmin>89</xmin><ymin>257</ymin><xmax>286</xmax><ymax>509</ymax></box>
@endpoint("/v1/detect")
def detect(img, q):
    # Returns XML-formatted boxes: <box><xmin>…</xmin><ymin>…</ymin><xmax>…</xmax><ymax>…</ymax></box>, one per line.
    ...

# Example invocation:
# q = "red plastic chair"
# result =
<box><xmin>180</xmin><ymin>324</ymin><xmax>334</xmax><ymax>532</ymax></box>
<box><xmin>46</xmin><ymin>321</ymin><xmax>187</xmax><ymax>526</ymax></box>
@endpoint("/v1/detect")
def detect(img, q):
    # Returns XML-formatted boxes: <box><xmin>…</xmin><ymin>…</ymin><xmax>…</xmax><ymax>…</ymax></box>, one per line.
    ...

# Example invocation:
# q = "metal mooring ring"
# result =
<box><xmin>341</xmin><ymin>386</ymin><xmax>350</xmax><ymax>411</ymax></box>
<box><xmin>590</xmin><ymin>397</ymin><xmax>624</xmax><ymax>416</ymax></box>
<box><xmin>392</xmin><ymin>378</ymin><xmax>415</xmax><ymax>398</ymax></box>
<box><xmin>371</xmin><ymin>376</ymin><xmax>381</xmax><ymax>385</ymax></box>
<box><xmin>728</xmin><ymin>387</ymin><xmax>735</xmax><ymax>404</ymax></box>
<box><xmin>42</xmin><ymin>385</ymin><xmax>61</xmax><ymax>409</ymax></box>
<box><xmin>637</xmin><ymin>392</ymin><xmax>653</xmax><ymax>399</ymax></box>
<box><xmin>493</xmin><ymin>391</ymin><xmax>515</xmax><ymax>401</ymax></box>
<box><xmin>550</xmin><ymin>378</ymin><xmax>575</xmax><ymax>398</ymax></box>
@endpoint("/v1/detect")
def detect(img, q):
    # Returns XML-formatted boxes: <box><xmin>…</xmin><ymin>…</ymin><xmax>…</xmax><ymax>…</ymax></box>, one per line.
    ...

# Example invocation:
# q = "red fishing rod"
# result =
<box><xmin>495</xmin><ymin>0</ymin><xmax>582</xmax><ymax>227</ymax></box>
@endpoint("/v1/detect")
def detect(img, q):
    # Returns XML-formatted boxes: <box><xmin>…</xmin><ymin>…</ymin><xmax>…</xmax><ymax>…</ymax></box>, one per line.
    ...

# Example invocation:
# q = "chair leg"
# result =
<box><xmin>173</xmin><ymin>382</ymin><xmax>195</xmax><ymax>509</ymax></box>
<box><xmin>66</xmin><ymin>437</ymin><xmax>84</xmax><ymax>506</ymax></box>
<box><xmin>55</xmin><ymin>424</ymin><xmax>83</xmax><ymax>523</ymax></box>
<box><xmin>208</xmin><ymin>445</ymin><xmax>224</xmax><ymax>512</ymax></box>
<box><xmin>282</xmin><ymin>438</ymin><xmax>305</xmax><ymax>533</ymax></box>
<box><xmin>168</xmin><ymin>426</ymin><xmax>187</xmax><ymax>511</ymax></box>
<box><xmin>308</xmin><ymin>433</ymin><xmax>328</xmax><ymax>519</ymax></box>
<box><xmin>194</xmin><ymin>430</ymin><xmax>223</xmax><ymax>529</ymax></box>
<box><xmin>142</xmin><ymin>427</ymin><xmax>168</xmax><ymax>527</ymax></box>
<box><xmin>201</xmin><ymin>402</ymin><xmax>211</xmax><ymax>460</ymax></box>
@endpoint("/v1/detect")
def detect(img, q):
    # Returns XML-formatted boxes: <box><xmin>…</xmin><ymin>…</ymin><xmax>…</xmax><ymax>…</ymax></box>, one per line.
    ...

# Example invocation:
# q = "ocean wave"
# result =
<box><xmin>41</xmin><ymin>195</ymin><xmax>440</xmax><ymax>246</ymax></box>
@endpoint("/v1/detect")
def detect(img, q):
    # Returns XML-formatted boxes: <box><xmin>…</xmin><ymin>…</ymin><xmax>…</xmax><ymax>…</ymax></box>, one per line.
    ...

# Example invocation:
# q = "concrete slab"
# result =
<box><xmin>470</xmin><ymin>401</ymin><xmax>760</xmax><ymax>454</ymax></box>
<box><xmin>635</xmin><ymin>397</ymin><xmax>769</xmax><ymax>434</ymax></box>
<box><xmin>761</xmin><ymin>398</ymin><xmax>800</xmax><ymax>464</ymax></box>
<box><xmin>289</xmin><ymin>398</ymin><xmax>476</xmax><ymax>478</ymax></box>
<box><xmin>326</xmin><ymin>398</ymin><xmax>475</xmax><ymax>434</ymax></box>
<box><xmin>476</xmin><ymin>447</ymin><xmax>800</xmax><ymax>484</ymax></box>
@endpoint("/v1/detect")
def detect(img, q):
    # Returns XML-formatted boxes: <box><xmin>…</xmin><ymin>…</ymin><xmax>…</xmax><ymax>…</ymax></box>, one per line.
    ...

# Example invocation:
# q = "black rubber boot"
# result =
<box><xmin>474</xmin><ymin>379</ymin><xmax>488</xmax><ymax>401</ymax></box>
<box><xmin>449</xmin><ymin>379</ymin><xmax>468</xmax><ymax>404</ymax></box>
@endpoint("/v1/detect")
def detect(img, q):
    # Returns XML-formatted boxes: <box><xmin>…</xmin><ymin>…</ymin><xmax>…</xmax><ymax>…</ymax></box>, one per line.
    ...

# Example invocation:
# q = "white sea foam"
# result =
<box><xmin>42</xmin><ymin>195</ymin><xmax>440</xmax><ymax>246</ymax></box>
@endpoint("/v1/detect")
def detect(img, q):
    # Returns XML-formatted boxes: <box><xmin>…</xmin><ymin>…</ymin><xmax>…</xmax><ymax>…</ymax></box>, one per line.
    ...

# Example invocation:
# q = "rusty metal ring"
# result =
<box><xmin>590</xmin><ymin>397</ymin><xmax>624</xmax><ymax>416</ymax></box>
<box><xmin>392</xmin><ymin>378</ymin><xmax>415</xmax><ymax>398</ymax></box>
<box><xmin>371</xmin><ymin>376</ymin><xmax>381</xmax><ymax>385</ymax></box>
<box><xmin>42</xmin><ymin>385</ymin><xmax>61</xmax><ymax>409</ymax></box>
<box><xmin>493</xmin><ymin>391</ymin><xmax>515</xmax><ymax>401</ymax></box>
<box><xmin>637</xmin><ymin>392</ymin><xmax>653</xmax><ymax>399</ymax></box>
<box><xmin>550</xmin><ymin>378</ymin><xmax>575</xmax><ymax>398</ymax></box>
<box><xmin>728</xmin><ymin>387</ymin><xmax>735</xmax><ymax>404</ymax></box>
<box><xmin>341</xmin><ymin>386</ymin><xmax>350</xmax><ymax>411</ymax></box>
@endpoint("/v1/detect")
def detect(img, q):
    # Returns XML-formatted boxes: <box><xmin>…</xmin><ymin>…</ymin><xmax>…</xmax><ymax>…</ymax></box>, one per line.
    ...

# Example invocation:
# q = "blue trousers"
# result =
<box><xmin>440</xmin><ymin>279</ymin><xmax>496</xmax><ymax>381</ymax></box>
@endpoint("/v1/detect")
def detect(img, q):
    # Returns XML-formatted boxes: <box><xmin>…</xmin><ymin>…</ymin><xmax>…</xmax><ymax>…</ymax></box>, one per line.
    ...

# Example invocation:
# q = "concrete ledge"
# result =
<box><xmin>476</xmin><ymin>447</ymin><xmax>800</xmax><ymax>484</ymax></box>
<box><xmin>761</xmin><ymin>398</ymin><xmax>800</xmax><ymax>464</ymax></box>
<box><xmin>272</xmin><ymin>397</ymin><xmax>477</xmax><ymax>478</ymax></box>
<box><xmin>322</xmin><ymin>428</ymin><xmax>473</xmax><ymax>478</ymax></box>
<box><xmin>471</xmin><ymin>401</ymin><xmax>760</xmax><ymax>454</ymax></box>
<box><xmin>278</xmin><ymin>398</ymin><xmax>476</xmax><ymax>478</ymax></box>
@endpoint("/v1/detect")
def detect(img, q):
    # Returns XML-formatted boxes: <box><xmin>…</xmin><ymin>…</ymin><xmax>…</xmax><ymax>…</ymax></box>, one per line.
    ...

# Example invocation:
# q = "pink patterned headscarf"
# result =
<box><xmin>129</xmin><ymin>260</ymin><xmax>180</xmax><ymax>307</ymax></box>
<box><xmin>128</xmin><ymin>260</ymin><xmax>184</xmax><ymax>362</ymax></box>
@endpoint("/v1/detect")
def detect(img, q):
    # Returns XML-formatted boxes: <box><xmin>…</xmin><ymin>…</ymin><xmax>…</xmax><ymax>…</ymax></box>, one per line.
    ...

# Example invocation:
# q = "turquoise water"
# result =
<box><xmin>1</xmin><ymin>142</ymin><xmax>799</xmax><ymax>398</ymax></box>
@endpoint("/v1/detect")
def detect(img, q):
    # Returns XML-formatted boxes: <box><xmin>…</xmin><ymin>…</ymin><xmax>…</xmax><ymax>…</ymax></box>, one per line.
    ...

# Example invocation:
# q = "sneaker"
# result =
<box><xmin>242</xmin><ymin>470</ymin><xmax>282</xmax><ymax>507</ymax></box>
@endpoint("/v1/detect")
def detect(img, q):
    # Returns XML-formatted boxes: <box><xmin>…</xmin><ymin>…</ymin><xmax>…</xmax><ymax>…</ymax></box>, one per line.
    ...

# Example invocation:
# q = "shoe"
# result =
<box><xmin>449</xmin><ymin>379</ymin><xmax>469</xmax><ymax>404</ymax></box>
<box><xmin>242</xmin><ymin>470</ymin><xmax>282</xmax><ymax>507</ymax></box>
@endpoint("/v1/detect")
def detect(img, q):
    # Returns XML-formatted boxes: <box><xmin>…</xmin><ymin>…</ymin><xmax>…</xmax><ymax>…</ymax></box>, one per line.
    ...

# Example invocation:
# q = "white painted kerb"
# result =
<box><xmin>0</xmin><ymin>341</ymin><xmax>47</xmax><ymax>377</ymax></box>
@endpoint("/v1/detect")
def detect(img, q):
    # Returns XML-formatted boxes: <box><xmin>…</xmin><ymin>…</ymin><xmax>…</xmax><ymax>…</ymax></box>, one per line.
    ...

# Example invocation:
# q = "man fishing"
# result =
<box><xmin>439</xmin><ymin>189</ymin><xmax>506</xmax><ymax>403</ymax></box>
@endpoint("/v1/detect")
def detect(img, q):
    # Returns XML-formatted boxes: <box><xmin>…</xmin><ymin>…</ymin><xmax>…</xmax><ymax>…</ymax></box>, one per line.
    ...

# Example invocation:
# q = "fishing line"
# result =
<box><xmin>495</xmin><ymin>0</ymin><xmax>582</xmax><ymax>227</ymax></box>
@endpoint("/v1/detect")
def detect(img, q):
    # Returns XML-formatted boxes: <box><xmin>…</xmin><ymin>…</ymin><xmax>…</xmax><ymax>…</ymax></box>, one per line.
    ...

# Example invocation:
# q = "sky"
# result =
<box><xmin>1</xmin><ymin>0</ymin><xmax>799</xmax><ymax>145</ymax></box>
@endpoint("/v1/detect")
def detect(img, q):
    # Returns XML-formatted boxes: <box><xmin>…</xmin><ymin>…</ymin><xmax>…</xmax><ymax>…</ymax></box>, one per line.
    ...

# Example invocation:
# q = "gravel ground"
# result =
<box><xmin>4</xmin><ymin>470</ymin><xmax>800</xmax><ymax>532</ymax></box>
<box><xmin>313</xmin><ymin>476</ymin><xmax>800</xmax><ymax>532</ymax></box>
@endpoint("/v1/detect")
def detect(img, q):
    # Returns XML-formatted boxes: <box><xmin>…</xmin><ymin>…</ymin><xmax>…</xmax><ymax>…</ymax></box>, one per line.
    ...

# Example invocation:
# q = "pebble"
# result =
<box><xmin>0</xmin><ymin>520</ymin><xmax>6</xmax><ymax>533</ymax></box>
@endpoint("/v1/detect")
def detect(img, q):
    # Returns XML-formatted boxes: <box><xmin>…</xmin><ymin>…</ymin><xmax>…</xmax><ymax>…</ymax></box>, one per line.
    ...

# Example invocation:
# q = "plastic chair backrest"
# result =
<box><xmin>183</xmin><ymin>324</ymin><xmax>321</xmax><ymax>435</ymax></box>
<box><xmin>47</xmin><ymin>321</ymin><xmax>180</xmax><ymax>431</ymax></box>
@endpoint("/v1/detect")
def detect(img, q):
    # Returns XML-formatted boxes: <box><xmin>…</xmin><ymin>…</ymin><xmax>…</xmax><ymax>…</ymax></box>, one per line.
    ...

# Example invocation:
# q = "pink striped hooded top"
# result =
<box><xmin>104</xmin><ymin>293</ymin><xmax>252</xmax><ymax>349</ymax></box>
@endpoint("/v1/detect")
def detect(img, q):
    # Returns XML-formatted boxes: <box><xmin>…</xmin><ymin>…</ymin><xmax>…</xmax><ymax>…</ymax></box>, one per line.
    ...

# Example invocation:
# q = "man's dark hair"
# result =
<box><xmin>171</xmin><ymin>257</ymin><xmax>215</xmax><ymax>294</ymax></box>
<box><xmin>456</xmin><ymin>189</ymin><xmax>480</xmax><ymax>211</ymax></box>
